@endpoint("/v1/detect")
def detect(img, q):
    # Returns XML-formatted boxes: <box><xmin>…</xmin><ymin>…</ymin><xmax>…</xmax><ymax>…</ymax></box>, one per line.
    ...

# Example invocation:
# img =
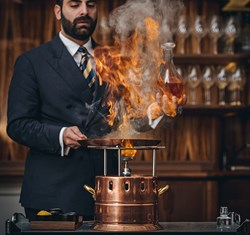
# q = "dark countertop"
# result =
<box><xmin>6</xmin><ymin>219</ymin><xmax>243</xmax><ymax>235</ymax></box>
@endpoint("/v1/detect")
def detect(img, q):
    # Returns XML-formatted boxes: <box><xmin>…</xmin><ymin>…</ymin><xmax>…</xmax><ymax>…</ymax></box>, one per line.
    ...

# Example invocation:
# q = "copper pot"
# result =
<box><xmin>84</xmin><ymin>175</ymin><xmax>169</xmax><ymax>231</ymax></box>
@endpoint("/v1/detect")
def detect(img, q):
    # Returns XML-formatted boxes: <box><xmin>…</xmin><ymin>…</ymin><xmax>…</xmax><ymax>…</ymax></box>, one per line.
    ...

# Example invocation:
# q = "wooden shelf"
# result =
<box><xmin>174</xmin><ymin>53</ymin><xmax>250</xmax><ymax>65</ymax></box>
<box><xmin>182</xmin><ymin>104</ymin><xmax>250</xmax><ymax>116</ymax></box>
<box><xmin>131</xmin><ymin>161</ymin><xmax>250</xmax><ymax>179</ymax></box>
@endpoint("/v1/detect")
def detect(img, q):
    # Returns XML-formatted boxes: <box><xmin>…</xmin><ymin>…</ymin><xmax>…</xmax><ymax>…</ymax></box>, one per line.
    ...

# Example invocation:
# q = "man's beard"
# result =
<box><xmin>61</xmin><ymin>12</ymin><xmax>97</xmax><ymax>41</ymax></box>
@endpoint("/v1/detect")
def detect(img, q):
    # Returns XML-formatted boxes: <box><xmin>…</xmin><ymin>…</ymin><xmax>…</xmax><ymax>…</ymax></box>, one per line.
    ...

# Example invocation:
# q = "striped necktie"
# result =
<box><xmin>78</xmin><ymin>47</ymin><xmax>96</xmax><ymax>93</ymax></box>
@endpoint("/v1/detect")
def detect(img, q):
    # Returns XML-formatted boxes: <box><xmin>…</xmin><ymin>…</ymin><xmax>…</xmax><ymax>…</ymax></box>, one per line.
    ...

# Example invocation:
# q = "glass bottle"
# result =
<box><xmin>217</xmin><ymin>206</ymin><xmax>231</xmax><ymax>230</ymax></box>
<box><xmin>238</xmin><ymin>13</ymin><xmax>250</xmax><ymax>53</ymax></box>
<box><xmin>159</xmin><ymin>42</ymin><xmax>185</xmax><ymax>103</ymax></box>
<box><xmin>201</xmin><ymin>65</ymin><xmax>215</xmax><ymax>105</ymax></box>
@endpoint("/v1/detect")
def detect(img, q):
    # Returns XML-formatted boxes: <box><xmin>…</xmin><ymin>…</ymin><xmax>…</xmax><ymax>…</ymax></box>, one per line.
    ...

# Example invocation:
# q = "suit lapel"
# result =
<box><xmin>47</xmin><ymin>35</ymin><xmax>94</xmax><ymax>104</ymax></box>
<box><xmin>46</xmin><ymin>35</ymin><xmax>108</xmax><ymax>129</ymax></box>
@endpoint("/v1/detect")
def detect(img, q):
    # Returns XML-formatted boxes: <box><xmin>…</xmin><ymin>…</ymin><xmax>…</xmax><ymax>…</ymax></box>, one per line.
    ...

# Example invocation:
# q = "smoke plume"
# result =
<box><xmin>95</xmin><ymin>0</ymin><xmax>184</xmax><ymax>139</ymax></box>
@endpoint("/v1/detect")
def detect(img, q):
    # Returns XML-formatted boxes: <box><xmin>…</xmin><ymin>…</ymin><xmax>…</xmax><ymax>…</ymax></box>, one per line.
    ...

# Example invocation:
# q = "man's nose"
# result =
<box><xmin>79</xmin><ymin>3</ymin><xmax>88</xmax><ymax>15</ymax></box>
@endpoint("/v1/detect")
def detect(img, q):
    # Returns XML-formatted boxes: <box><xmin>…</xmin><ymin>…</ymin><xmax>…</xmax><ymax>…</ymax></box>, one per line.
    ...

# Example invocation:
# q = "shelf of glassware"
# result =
<box><xmin>174</xmin><ymin>53</ymin><xmax>250</xmax><ymax>65</ymax></box>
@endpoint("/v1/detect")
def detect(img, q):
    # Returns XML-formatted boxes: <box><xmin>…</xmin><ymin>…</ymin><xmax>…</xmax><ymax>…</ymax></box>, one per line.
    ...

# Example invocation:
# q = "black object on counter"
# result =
<box><xmin>237</xmin><ymin>219</ymin><xmax>250</xmax><ymax>234</ymax></box>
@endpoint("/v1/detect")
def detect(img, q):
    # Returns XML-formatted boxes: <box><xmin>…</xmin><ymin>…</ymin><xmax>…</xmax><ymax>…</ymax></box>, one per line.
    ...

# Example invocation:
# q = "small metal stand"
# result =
<box><xmin>122</xmin><ymin>156</ymin><xmax>132</xmax><ymax>176</ymax></box>
<box><xmin>88</xmin><ymin>145</ymin><xmax>165</xmax><ymax>176</ymax></box>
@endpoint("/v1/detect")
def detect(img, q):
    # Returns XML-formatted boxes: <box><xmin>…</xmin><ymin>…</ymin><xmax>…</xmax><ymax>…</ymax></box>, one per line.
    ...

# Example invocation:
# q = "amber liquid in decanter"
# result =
<box><xmin>160</xmin><ymin>42</ymin><xmax>184</xmax><ymax>102</ymax></box>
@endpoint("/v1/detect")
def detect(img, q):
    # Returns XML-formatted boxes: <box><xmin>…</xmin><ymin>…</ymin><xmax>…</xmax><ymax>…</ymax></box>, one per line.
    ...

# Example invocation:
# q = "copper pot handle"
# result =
<box><xmin>158</xmin><ymin>184</ymin><xmax>169</xmax><ymax>196</ymax></box>
<box><xmin>83</xmin><ymin>185</ymin><xmax>96</xmax><ymax>200</ymax></box>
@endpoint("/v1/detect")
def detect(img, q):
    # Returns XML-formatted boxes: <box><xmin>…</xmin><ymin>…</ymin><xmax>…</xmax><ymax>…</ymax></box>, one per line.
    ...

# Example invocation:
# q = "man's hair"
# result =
<box><xmin>55</xmin><ymin>0</ymin><xmax>63</xmax><ymax>7</ymax></box>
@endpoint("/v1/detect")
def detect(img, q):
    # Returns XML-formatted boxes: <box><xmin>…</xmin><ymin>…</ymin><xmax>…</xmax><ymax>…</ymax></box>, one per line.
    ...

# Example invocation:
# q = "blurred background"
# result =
<box><xmin>0</xmin><ymin>0</ymin><xmax>250</xmax><ymax>233</ymax></box>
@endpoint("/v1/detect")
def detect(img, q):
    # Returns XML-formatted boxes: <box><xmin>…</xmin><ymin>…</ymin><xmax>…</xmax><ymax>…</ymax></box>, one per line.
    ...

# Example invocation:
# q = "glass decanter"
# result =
<box><xmin>159</xmin><ymin>42</ymin><xmax>185</xmax><ymax>104</ymax></box>
<box><xmin>217</xmin><ymin>206</ymin><xmax>231</xmax><ymax>230</ymax></box>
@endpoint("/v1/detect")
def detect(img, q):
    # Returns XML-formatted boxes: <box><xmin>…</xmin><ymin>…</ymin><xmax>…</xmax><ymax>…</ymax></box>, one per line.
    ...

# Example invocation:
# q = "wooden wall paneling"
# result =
<box><xmin>223</xmin><ymin>115</ymin><xmax>248</xmax><ymax>167</ymax></box>
<box><xmin>205</xmin><ymin>180</ymin><xmax>218</xmax><ymax>221</ymax></box>
<box><xmin>0</xmin><ymin>0</ymin><xmax>8</xmax><ymax>37</ymax></box>
<box><xmin>212</xmin><ymin>117</ymin><xmax>221</xmax><ymax>168</ymax></box>
<box><xmin>246</xmin><ymin>118</ymin><xmax>250</xmax><ymax>162</ymax></box>
<box><xmin>203</xmin><ymin>0</ymin><xmax>223</xmax><ymax>55</ymax></box>
<box><xmin>186</xmin><ymin>0</ymin><xmax>199</xmax><ymax>54</ymax></box>
<box><xmin>0</xmin><ymin>0</ymin><xmax>27</xmax><ymax>161</ymax></box>
<box><xmin>246</xmin><ymin>67</ymin><xmax>250</xmax><ymax>105</ymax></box>
<box><xmin>219</xmin><ymin>179</ymin><xmax>250</xmax><ymax>221</ymax></box>
<box><xmin>177</xmin><ymin>117</ymin><xmax>186</xmax><ymax>161</ymax></box>
<box><xmin>94</xmin><ymin>0</ymin><xmax>112</xmax><ymax>45</ymax></box>
<box><xmin>133</xmin><ymin>112</ymin><xmax>220</xmax><ymax>170</ymax></box>
<box><xmin>158</xmin><ymin>179</ymin><xmax>215</xmax><ymax>222</ymax></box>
<box><xmin>43</xmin><ymin>0</ymin><xmax>59</xmax><ymax>42</ymax></box>
<box><xmin>0</xmin><ymin>0</ymin><xmax>9</xmax><ymax>161</ymax></box>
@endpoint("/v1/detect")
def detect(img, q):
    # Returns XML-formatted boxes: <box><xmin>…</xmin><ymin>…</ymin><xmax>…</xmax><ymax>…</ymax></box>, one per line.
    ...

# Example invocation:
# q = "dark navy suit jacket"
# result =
<box><xmin>7</xmin><ymin>35</ymin><xmax>116</xmax><ymax>216</ymax></box>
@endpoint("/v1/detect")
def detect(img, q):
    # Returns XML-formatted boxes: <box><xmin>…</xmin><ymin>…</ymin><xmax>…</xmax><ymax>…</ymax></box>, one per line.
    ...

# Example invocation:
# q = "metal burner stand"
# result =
<box><xmin>88</xmin><ymin>145</ymin><xmax>165</xmax><ymax>177</ymax></box>
<box><xmin>84</xmin><ymin>143</ymin><xmax>167</xmax><ymax>232</ymax></box>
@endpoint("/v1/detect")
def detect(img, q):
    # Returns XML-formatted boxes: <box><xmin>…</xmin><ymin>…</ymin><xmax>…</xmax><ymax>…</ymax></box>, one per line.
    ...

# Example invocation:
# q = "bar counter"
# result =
<box><xmin>6</xmin><ymin>219</ymin><xmax>247</xmax><ymax>235</ymax></box>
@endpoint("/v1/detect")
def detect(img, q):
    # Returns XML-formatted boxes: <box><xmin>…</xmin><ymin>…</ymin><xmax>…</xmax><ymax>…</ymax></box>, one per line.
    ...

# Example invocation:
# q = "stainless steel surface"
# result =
<box><xmin>104</xmin><ymin>149</ymin><xmax>107</xmax><ymax>176</ymax></box>
<box><xmin>118</xmin><ymin>148</ymin><xmax>121</xmax><ymax>176</ymax></box>
<box><xmin>153</xmin><ymin>149</ymin><xmax>156</xmax><ymax>176</ymax></box>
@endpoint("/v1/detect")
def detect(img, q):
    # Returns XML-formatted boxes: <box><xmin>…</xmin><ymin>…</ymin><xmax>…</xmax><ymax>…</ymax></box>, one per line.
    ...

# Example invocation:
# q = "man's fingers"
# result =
<box><xmin>63</xmin><ymin>126</ymin><xmax>87</xmax><ymax>148</ymax></box>
<box><xmin>181</xmin><ymin>94</ymin><xmax>187</xmax><ymax>105</ymax></box>
<box><xmin>70</xmin><ymin>126</ymin><xmax>87</xmax><ymax>139</ymax></box>
<box><xmin>150</xmin><ymin>92</ymin><xmax>187</xmax><ymax>120</ymax></box>
<box><xmin>156</xmin><ymin>92</ymin><xmax>162</xmax><ymax>105</ymax></box>
<box><xmin>162</xmin><ymin>95</ymin><xmax>178</xmax><ymax>117</ymax></box>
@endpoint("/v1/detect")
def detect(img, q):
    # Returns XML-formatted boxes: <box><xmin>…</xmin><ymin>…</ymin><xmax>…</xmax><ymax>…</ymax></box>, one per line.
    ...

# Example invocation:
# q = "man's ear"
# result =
<box><xmin>54</xmin><ymin>4</ymin><xmax>61</xmax><ymax>20</ymax></box>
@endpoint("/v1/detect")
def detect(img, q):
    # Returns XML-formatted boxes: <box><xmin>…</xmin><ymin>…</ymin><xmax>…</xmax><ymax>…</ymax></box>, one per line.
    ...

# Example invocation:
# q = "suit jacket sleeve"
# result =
<box><xmin>7</xmin><ymin>53</ymin><xmax>62</xmax><ymax>155</ymax></box>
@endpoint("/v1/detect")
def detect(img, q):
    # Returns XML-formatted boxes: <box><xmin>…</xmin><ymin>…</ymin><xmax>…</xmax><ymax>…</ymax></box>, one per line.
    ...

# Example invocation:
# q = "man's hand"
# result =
<box><xmin>63</xmin><ymin>126</ymin><xmax>87</xmax><ymax>149</ymax></box>
<box><xmin>149</xmin><ymin>93</ymin><xmax>187</xmax><ymax>121</ymax></box>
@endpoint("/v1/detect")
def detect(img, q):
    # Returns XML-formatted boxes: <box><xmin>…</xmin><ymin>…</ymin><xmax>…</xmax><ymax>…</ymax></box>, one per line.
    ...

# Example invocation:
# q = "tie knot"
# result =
<box><xmin>78</xmin><ymin>46</ymin><xmax>87</xmax><ymax>54</ymax></box>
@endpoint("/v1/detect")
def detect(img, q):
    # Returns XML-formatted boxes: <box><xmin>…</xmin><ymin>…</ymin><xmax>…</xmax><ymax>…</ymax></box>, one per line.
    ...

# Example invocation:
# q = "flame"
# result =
<box><xmin>94</xmin><ymin>17</ymin><xmax>183</xmax><ymax>131</ymax></box>
<box><xmin>121</xmin><ymin>139</ymin><xmax>137</xmax><ymax>158</ymax></box>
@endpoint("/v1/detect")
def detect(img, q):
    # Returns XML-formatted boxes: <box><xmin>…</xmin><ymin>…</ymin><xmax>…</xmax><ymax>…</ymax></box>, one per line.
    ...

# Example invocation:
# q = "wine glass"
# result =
<box><xmin>228</xmin><ymin>65</ymin><xmax>246</xmax><ymax>105</ymax></box>
<box><xmin>175</xmin><ymin>15</ymin><xmax>190</xmax><ymax>54</ymax></box>
<box><xmin>201</xmin><ymin>66</ymin><xmax>215</xmax><ymax>105</ymax></box>
<box><xmin>215</xmin><ymin>66</ymin><xmax>229</xmax><ymax>105</ymax></box>
<box><xmin>208</xmin><ymin>15</ymin><xmax>223</xmax><ymax>54</ymax></box>
<box><xmin>187</xmin><ymin>65</ymin><xmax>201</xmax><ymax>105</ymax></box>
<box><xmin>191</xmin><ymin>15</ymin><xmax>207</xmax><ymax>54</ymax></box>
<box><xmin>223</xmin><ymin>15</ymin><xmax>240</xmax><ymax>54</ymax></box>
<box><xmin>176</xmin><ymin>65</ymin><xmax>186</xmax><ymax>83</ymax></box>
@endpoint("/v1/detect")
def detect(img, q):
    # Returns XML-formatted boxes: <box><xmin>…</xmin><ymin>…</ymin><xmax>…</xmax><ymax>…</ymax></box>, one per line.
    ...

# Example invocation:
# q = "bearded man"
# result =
<box><xmin>7</xmin><ymin>0</ymin><xmax>185</xmax><ymax>221</ymax></box>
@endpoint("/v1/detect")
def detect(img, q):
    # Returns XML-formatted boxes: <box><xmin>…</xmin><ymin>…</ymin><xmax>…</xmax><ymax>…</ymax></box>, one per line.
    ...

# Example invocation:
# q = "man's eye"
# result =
<box><xmin>71</xmin><ymin>3</ymin><xmax>80</xmax><ymax>8</ymax></box>
<box><xmin>87</xmin><ymin>2</ymin><xmax>96</xmax><ymax>8</ymax></box>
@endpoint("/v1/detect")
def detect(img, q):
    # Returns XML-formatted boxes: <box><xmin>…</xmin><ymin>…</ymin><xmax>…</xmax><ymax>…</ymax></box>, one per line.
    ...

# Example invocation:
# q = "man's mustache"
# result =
<box><xmin>74</xmin><ymin>16</ymin><xmax>93</xmax><ymax>25</ymax></box>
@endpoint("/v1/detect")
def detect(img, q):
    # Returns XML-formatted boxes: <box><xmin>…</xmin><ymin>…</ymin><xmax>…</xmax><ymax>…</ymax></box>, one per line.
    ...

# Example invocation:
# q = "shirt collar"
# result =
<box><xmin>59</xmin><ymin>32</ymin><xmax>94</xmax><ymax>57</ymax></box>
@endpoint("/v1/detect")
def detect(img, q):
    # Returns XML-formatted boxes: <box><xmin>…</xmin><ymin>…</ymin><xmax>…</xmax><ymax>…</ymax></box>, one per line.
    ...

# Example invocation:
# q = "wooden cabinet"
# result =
<box><xmin>158</xmin><ymin>177</ymin><xmax>218</xmax><ymax>222</ymax></box>
<box><xmin>219</xmin><ymin>176</ymin><xmax>250</xmax><ymax>222</ymax></box>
